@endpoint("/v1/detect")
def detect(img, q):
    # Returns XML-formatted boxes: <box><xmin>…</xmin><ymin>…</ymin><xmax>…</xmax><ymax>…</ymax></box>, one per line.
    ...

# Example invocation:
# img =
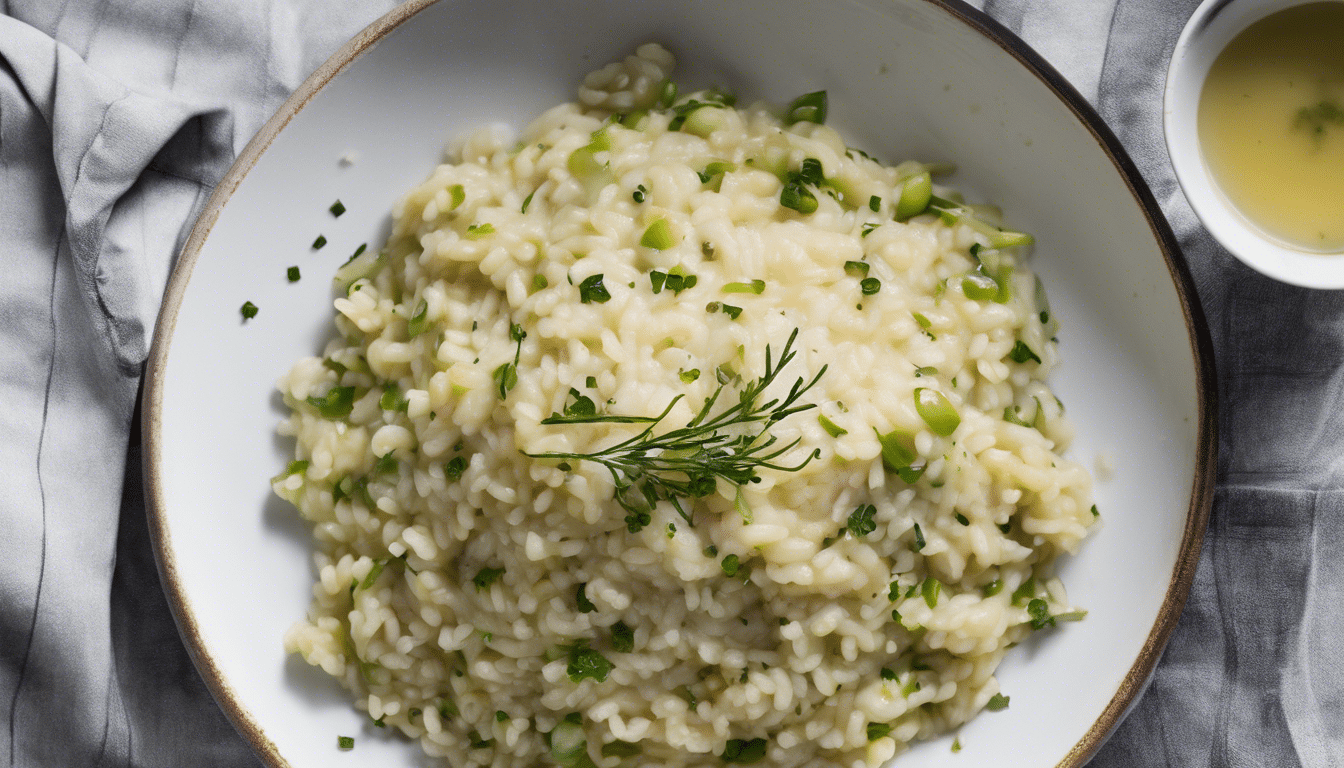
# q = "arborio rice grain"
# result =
<box><xmin>274</xmin><ymin>43</ymin><xmax>1096</xmax><ymax>768</ymax></box>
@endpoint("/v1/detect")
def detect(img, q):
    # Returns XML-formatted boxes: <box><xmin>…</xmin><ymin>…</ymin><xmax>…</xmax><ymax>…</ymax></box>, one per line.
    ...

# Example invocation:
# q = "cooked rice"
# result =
<box><xmin>275</xmin><ymin>43</ymin><xmax>1095</xmax><ymax>768</ymax></box>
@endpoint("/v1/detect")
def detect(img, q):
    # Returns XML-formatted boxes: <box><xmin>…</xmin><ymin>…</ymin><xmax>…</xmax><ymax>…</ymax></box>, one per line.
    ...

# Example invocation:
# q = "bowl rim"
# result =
<box><xmin>142</xmin><ymin>1</ymin><xmax>1218</xmax><ymax>766</ymax></box>
<box><xmin>1165</xmin><ymin>0</ymin><xmax>1344</xmax><ymax>288</ymax></box>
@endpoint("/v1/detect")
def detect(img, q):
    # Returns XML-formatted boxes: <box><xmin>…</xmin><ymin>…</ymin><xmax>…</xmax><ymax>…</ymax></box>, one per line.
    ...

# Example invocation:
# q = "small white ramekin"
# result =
<box><xmin>1165</xmin><ymin>0</ymin><xmax>1344</xmax><ymax>288</ymax></box>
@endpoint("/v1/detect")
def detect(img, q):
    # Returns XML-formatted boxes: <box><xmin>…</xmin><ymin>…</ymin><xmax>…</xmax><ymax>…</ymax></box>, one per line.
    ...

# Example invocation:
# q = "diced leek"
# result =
<box><xmin>681</xmin><ymin>105</ymin><xmax>725</xmax><ymax>137</ymax></box>
<box><xmin>818</xmin><ymin>414</ymin><xmax>847</xmax><ymax>437</ymax></box>
<box><xmin>549</xmin><ymin>720</ymin><xmax>587</xmax><ymax>765</ymax></box>
<box><xmin>990</xmin><ymin>229</ymin><xmax>1034</xmax><ymax>248</ymax></box>
<box><xmin>894</xmin><ymin>172</ymin><xmax>932</xmax><ymax>221</ymax></box>
<box><xmin>406</xmin><ymin>299</ymin><xmax>429</xmax><ymax>338</ymax></box>
<box><xmin>921</xmin><ymin>576</ymin><xmax>941</xmax><ymax>608</ymax></box>
<box><xmin>333</xmin><ymin>246</ymin><xmax>383</xmax><ymax>290</ymax></box>
<box><xmin>961</xmin><ymin>270</ymin><xmax>999</xmax><ymax>301</ymax></box>
<box><xmin>914</xmin><ymin>388</ymin><xmax>960</xmax><ymax>436</ymax></box>
<box><xmin>465</xmin><ymin>223</ymin><xmax>494</xmax><ymax>239</ymax></box>
<box><xmin>306</xmin><ymin>386</ymin><xmax>356</xmax><ymax>419</ymax></box>
<box><xmin>656</xmin><ymin>78</ymin><xmax>678</xmax><ymax>108</ymax></box>
<box><xmin>448</xmin><ymin>184</ymin><xmax>465</xmax><ymax>211</ymax></box>
<box><xmin>722</xmin><ymin>279</ymin><xmax>765</xmax><ymax>294</ymax></box>
<box><xmin>874</xmin><ymin>428</ymin><xmax>917</xmax><ymax>471</ymax></box>
<box><xmin>780</xmin><ymin>182</ymin><xmax>818</xmax><ymax>214</ymax></box>
<box><xmin>697</xmin><ymin>161</ymin><xmax>736</xmax><ymax>184</ymax></box>
<box><xmin>640</xmin><ymin>219</ymin><xmax>675</xmax><ymax>250</ymax></box>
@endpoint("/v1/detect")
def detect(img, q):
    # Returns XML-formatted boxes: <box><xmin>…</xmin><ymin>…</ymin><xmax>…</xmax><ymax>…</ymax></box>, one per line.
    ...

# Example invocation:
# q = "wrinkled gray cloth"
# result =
<box><xmin>0</xmin><ymin>0</ymin><xmax>1334</xmax><ymax>765</ymax></box>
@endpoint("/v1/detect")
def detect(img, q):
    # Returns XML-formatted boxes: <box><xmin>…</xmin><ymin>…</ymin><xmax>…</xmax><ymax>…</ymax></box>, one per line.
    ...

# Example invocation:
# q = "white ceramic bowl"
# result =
<box><xmin>145</xmin><ymin>1</ymin><xmax>1216</xmax><ymax>767</ymax></box>
<box><xmin>1166</xmin><ymin>0</ymin><xmax>1344</xmax><ymax>288</ymax></box>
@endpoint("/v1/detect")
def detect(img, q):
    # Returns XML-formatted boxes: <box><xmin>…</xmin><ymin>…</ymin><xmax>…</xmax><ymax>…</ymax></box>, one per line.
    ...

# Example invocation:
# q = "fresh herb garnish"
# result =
<box><xmin>566</xmin><ymin>644</ymin><xmax>613</xmax><ymax>684</ymax></box>
<box><xmin>641</xmin><ymin>218</ymin><xmax>675</xmax><ymax>250</ymax></box>
<box><xmin>784</xmin><ymin>90</ymin><xmax>827</xmax><ymax>125</ymax></box>
<box><xmin>721</xmin><ymin>737</ymin><xmax>769</xmax><ymax>764</ymax></box>
<box><xmin>521</xmin><ymin>189</ymin><xmax>536</xmax><ymax>213</ymax></box>
<box><xmin>846</xmin><ymin>504</ymin><xmax>877</xmax><ymax>537</ymax></box>
<box><xmin>525</xmin><ymin>330</ymin><xmax>824</xmax><ymax>528</ymax></box>
<box><xmin>240</xmin><ymin>301</ymin><xmax>258</xmax><ymax>320</ymax></box>
<box><xmin>579</xmin><ymin>274</ymin><xmax>611</xmax><ymax>303</ymax></box>
<box><xmin>406</xmin><ymin>299</ymin><xmax>429</xmax><ymax>338</ymax></box>
<box><xmin>493</xmin><ymin>323</ymin><xmax>526</xmax><ymax>399</ymax></box>
<box><xmin>1027</xmin><ymin>598</ymin><xmax>1056</xmax><ymax>629</ymax></box>
<box><xmin>337</xmin><ymin>735</ymin><xmax>355</xmax><ymax>750</ymax></box>
<box><xmin>611</xmin><ymin>621</ymin><xmax>635</xmax><ymax>653</ymax></box>
<box><xmin>444</xmin><ymin>455</ymin><xmax>468</xmax><ymax>481</ymax></box>
<box><xmin>818</xmin><ymin>414</ymin><xmax>847</xmax><ymax>437</ymax></box>
<box><xmin>306</xmin><ymin>385</ymin><xmax>355</xmax><ymax>419</ymax></box>
<box><xmin>329</xmin><ymin>199</ymin><xmax>346</xmax><ymax>217</ymax></box>
<box><xmin>465</xmin><ymin>223</ymin><xmax>495</xmax><ymax>239</ymax></box>
<box><xmin>312</xmin><ymin>234</ymin><xmax>327</xmax><ymax>250</ymax></box>
<box><xmin>722</xmin><ymin>279</ymin><xmax>765</xmax><ymax>295</ymax></box>
<box><xmin>1008</xmin><ymin>340</ymin><xmax>1042</xmax><ymax>364</ymax></box>
<box><xmin>472</xmin><ymin>566</ymin><xmax>505</xmax><ymax>591</ymax></box>
<box><xmin>575</xmin><ymin>583</ymin><xmax>597</xmax><ymax>613</ymax></box>
<box><xmin>721</xmin><ymin>554</ymin><xmax>740</xmax><ymax>577</ymax></box>
<box><xmin>869</xmin><ymin>195</ymin><xmax>882</xmax><ymax>212</ymax></box>
<box><xmin>844</xmin><ymin>261</ymin><xmax>870</xmax><ymax>278</ymax></box>
<box><xmin>860</xmin><ymin>277</ymin><xmax>882</xmax><ymax>295</ymax></box>
<box><xmin>866</xmin><ymin>723</ymin><xmax>893</xmax><ymax>742</ymax></box>
<box><xmin>986</xmin><ymin>693</ymin><xmax>1010</xmax><ymax>711</ymax></box>
<box><xmin>287</xmin><ymin>266</ymin><xmax>300</xmax><ymax>282</ymax></box>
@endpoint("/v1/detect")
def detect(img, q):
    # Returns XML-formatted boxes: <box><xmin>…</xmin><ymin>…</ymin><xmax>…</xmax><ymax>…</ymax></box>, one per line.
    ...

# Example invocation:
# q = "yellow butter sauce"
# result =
<box><xmin>1198</xmin><ymin>1</ymin><xmax>1344</xmax><ymax>252</ymax></box>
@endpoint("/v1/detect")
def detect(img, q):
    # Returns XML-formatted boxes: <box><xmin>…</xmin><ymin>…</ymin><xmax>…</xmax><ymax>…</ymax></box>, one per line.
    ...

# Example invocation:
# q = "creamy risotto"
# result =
<box><xmin>275</xmin><ymin>43</ymin><xmax>1095</xmax><ymax>768</ymax></box>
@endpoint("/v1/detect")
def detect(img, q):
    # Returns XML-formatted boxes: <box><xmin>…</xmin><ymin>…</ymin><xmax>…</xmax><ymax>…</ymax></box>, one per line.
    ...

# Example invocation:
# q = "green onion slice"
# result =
<box><xmin>894</xmin><ymin>172</ymin><xmax>932</xmax><ymax>221</ymax></box>
<box><xmin>785</xmin><ymin>90</ymin><xmax>828</xmax><ymax>125</ymax></box>
<box><xmin>641</xmin><ymin>218</ymin><xmax>676</xmax><ymax>250</ymax></box>
<box><xmin>914</xmin><ymin>388</ymin><xmax>960</xmax><ymax>436</ymax></box>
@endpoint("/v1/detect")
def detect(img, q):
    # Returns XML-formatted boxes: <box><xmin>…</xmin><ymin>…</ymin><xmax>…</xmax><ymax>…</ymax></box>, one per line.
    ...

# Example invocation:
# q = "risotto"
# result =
<box><xmin>274</xmin><ymin>44</ymin><xmax>1095</xmax><ymax>768</ymax></box>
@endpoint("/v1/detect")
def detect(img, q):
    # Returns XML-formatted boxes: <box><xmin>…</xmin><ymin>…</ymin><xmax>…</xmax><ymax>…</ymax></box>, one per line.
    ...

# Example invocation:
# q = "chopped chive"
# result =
<box><xmin>1012</xmin><ymin>577</ymin><xmax>1036</xmax><ymax>606</ymax></box>
<box><xmin>983</xmin><ymin>578</ymin><xmax>1004</xmax><ymax>596</ymax></box>
<box><xmin>869</xmin><ymin>195</ymin><xmax>882</xmax><ymax>212</ymax></box>
<box><xmin>680</xmin><ymin>369</ymin><xmax>700</xmax><ymax>383</ymax></box>
<box><xmin>697</xmin><ymin>161</ymin><xmax>736</xmax><ymax>183</ymax></box>
<box><xmin>575</xmin><ymin>583</ymin><xmax>597</xmax><ymax>613</ymax></box>
<box><xmin>704</xmin><ymin>545</ymin><xmax>718</xmax><ymax>557</ymax></box>
<box><xmin>912</xmin><ymin>522</ymin><xmax>926</xmax><ymax>551</ymax></box>
<box><xmin>860</xmin><ymin>277</ymin><xmax>881</xmax><ymax>295</ymax></box>
<box><xmin>881</xmin><ymin>667</ymin><xmax>897</xmax><ymax>681</ymax></box>
<box><xmin>874</xmin><ymin>428</ymin><xmax>917</xmax><ymax>472</ymax></box>
<box><xmin>1028</xmin><ymin>598</ymin><xmax>1055</xmax><ymax>629</ymax></box>
<box><xmin>521</xmin><ymin>189</ymin><xmax>536</xmax><ymax>213</ymax></box>
<box><xmin>846</xmin><ymin>504</ymin><xmax>877</xmax><ymax>537</ymax></box>
<box><xmin>861</xmin><ymin>223</ymin><xmax>878</xmax><ymax>237</ymax></box>
<box><xmin>921</xmin><ymin>576</ymin><xmax>941</xmax><ymax>608</ymax></box>
<box><xmin>955</xmin><ymin>512</ymin><xmax>970</xmax><ymax>526</ymax></box>
<box><xmin>337</xmin><ymin>735</ymin><xmax>355</xmax><ymax>750</ymax></box>
<box><xmin>611</xmin><ymin>621</ymin><xmax>635</xmax><ymax>653</ymax></box>
<box><xmin>640</xmin><ymin>218</ymin><xmax>675</xmax><ymax>250</ymax></box>
<box><xmin>912</xmin><ymin>312</ymin><xmax>932</xmax><ymax>329</ymax></box>
<box><xmin>632</xmin><ymin>184</ymin><xmax>647</xmax><ymax>203</ymax></box>
<box><xmin>986</xmin><ymin>693</ymin><xmax>1010</xmax><ymax>711</ymax></box>
<box><xmin>531</xmin><ymin>273</ymin><xmax>549</xmax><ymax>293</ymax></box>
<box><xmin>446</xmin><ymin>184</ymin><xmax>465</xmax><ymax>211</ymax></box>
<box><xmin>472</xmin><ymin>566</ymin><xmax>505</xmax><ymax>591</ymax></box>
<box><xmin>305</xmin><ymin>385</ymin><xmax>355</xmax><ymax>419</ymax></box>
<box><xmin>844</xmin><ymin>261</ymin><xmax>870</xmax><ymax>278</ymax></box>
<box><xmin>657</xmin><ymin>78</ymin><xmax>678</xmax><ymax>108</ymax></box>
<box><xmin>579</xmin><ymin>274</ymin><xmax>610</xmax><ymax>303</ymax></box>
<box><xmin>329</xmin><ymin>199</ymin><xmax>346</xmax><ymax>217</ymax></box>
<box><xmin>312</xmin><ymin>234</ymin><xmax>327</xmax><ymax>250</ymax></box>
<box><xmin>722</xmin><ymin>279</ymin><xmax>765</xmax><ymax>294</ymax></box>
<box><xmin>720</xmin><ymin>304</ymin><xmax>743</xmax><ymax>320</ymax></box>
<box><xmin>240</xmin><ymin>301</ymin><xmax>258</xmax><ymax>320</ymax></box>
<box><xmin>914</xmin><ymin>366</ymin><xmax>937</xmax><ymax>378</ymax></box>
<box><xmin>785</xmin><ymin>90</ymin><xmax>828</xmax><ymax>125</ymax></box>
<box><xmin>780</xmin><ymin>181</ymin><xmax>818</xmax><ymax>214</ymax></box>
<box><xmin>818</xmin><ymin>414</ymin><xmax>847</xmax><ymax>437</ymax></box>
<box><xmin>287</xmin><ymin>266</ymin><xmax>300</xmax><ymax>282</ymax></box>
<box><xmin>1091</xmin><ymin>504</ymin><xmax>1100</xmax><ymax>518</ymax></box>
<box><xmin>721</xmin><ymin>554</ymin><xmax>740</xmax><ymax>577</ymax></box>
<box><xmin>379</xmin><ymin>382</ymin><xmax>408</xmax><ymax>412</ymax></box>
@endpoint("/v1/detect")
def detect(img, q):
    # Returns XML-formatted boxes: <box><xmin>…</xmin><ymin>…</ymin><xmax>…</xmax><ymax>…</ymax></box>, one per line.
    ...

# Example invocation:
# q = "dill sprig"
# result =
<box><xmin>526</xmin><ymin>329</ymin><xmax>825</xmax><ymax>531</ymax></box>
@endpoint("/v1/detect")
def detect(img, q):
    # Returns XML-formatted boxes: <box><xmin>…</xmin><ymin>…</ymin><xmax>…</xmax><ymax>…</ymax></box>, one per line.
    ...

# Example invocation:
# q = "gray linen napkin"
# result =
<box><xmin>1</xmin><ymin>0</ymin><xmax>1336</xmax><ymax>765</ymax></box>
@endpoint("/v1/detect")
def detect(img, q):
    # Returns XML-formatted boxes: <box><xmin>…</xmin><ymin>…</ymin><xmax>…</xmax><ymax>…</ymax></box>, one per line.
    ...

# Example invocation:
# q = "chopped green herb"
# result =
<box><xmin>495</xmin><ymin>710</ymin><xmax>509</xmax><ymax>722</ymax></box>
<box><xmin>287</xmin><ymin>266</ymin><xmax>300</xmax><ymax>282</ymax></box>
<box><xmin>955</xmin><ymin>512</ymin><xmax>970</xmax><ymax>526</ymax></box>
<box><xmin>697</xmin><ymin>161</ymin><xmax>737</xmax><ymax>183</ymax></box>
<box><xmin>1091</xmin><ymin>504</ymin><xmax>1100</xmax><ymax>518</ymax></box>
<box><xmin>721</xmin><ymin>737</ymin><xmax>769</xmax><ymax>764</ymax></box>
<box><xmin>880</xmin><ymin>667</ymin><xmax>898</xmax><ymax>681</ymax></box>
<box><xmin>894</xmin><ymin>172</ymin><xmax>932</xmax><ymax>221</ymax></box>
<box><xmin>468</xmin><ymin>730</ymin><xmax>494</xmax><ymax>749</ymax></box>
<box><xmin>1008</xmin><ymin>340</ymin><xmax>1042</xmax><ymax>364</ymax></box>
<box><xmin>818</xmin><ymin>414</ymin><xmax>847</xmax><ymax>437</ymax></box>
<box><xmin>633</xmin><ymin>184</ymin><xmax>647</xmax><ymax>203</ymax></box>
<box><xmin>1027</xmin><ymin>598</ymin><xmax>1056</xmax><ymax>629</ymax></box>
<box><xmin>722</xmin><ymin>279</ymin><xmax>765</xmax><ymax>295</ymax></box>
<box><xmin>719</xmin><ymin>304</ymin><xmax>743</xmax><ymax>320</ymax></box>
<box><xmin>861</xmin><ymin>223</ymin><xmax>878</xmax><ymax>237</ymax></box>
<box><xmin>641</xmin><ymin>218</ymin><xmax>675</xmax><ymax>250</ymax></box>
<box><xmin>602</xmin><ymin>741</ymin><xmax>643</xmax><ymax>758</ymax></box>
<box><xmin>869</xmin><ymin>195</ymin><xmax>882</xmax><ymax>212</ymax></box>
<box><xmin>576</xmin><ymin>583</ymin><xmax>597</xmax><ymax>613</ymax></box>
<box><xmin>952</xmin><ymin>737</ymin><xmax>962</xmax><ymax>753</ymax></box>
<box><xmin>912</xmin><ymin>522</ymin><xmax>926</xmax><ymax>551</ymax></box>
<box><xmin>721</xmin><ymin>554</ymin><xmax>741</xmax><ymax>577</ymax></box>
<box><xmin>986</xmin><ymin>693</ymin><xmax>1010</xmax><ymax>711</ymax></box>
<box><xmin>650</xmin><ymin>271</ymin><xmax>668</xmax><ymax>294</ymax></box>
<box><xmin>860</xmin><ymin>277</ymin><xmax>882</xmax><ymax>295</ymax></box>
<box><xmin>867</xmin><ymin>722</ymin><xmax>894</xmax><ymax>741</ymax></box>
<box><xmin>337</xmin><ymin>735</ymin><xmax>355</xmax><ymax>750</ymax></box>
<box><xmin>579</xmin><ymin>274</ymin><xmax>611</xmax><ymax>303</ymax></box>
<box><xmin>444</xmin><ymin>455</ymin><xmax>468</xmax><ymax>481</ymax></box>
<box><xmin>611</xmin><ymin>621</ymin><xmax>635</xmax><ymax>653</ymax></box>
<box><xmin>1011</xmin><ymin>577</ymin><xmax>1036</xmax><ymax>606</ymax></box>
<box><xmin>240</xmin><ymin>301</ymin><xmax>258</xmax><ymax>320</ymax></box>
<box><xmin>373</xmin><ymin>452</ymin><xmax>398</xmax><ymax>476</ymax></box>
<box><xmin>282</xmin><ymin>460</ymin><xmax>309</xmax><ymax>477</ymax></box>
<box><xmin>983</xmin><ymin>578</ymin><xmax>1004</xmax><ymax>597</ymax></box>
<box><xmin>521</xmin><ymin>189</ymin><xmax>536</xmax><ymax>213</ymax></box>
<box><xmin>472</xmin><ymin>566</ymin><xmax>505</xmax><ymax>591</ymax></box>
<box><xmin>998</xmin><ymin>521</ymin><xmax>1013</xmax><ymax>534</ymax></box>
<box><xmin>901</xmin><ymin>678</ymin><xmax>922</xmax><ymax>697</ymax></box>
<box><xmin>680</xmin><ymin>369</ymin><xmax>701</xmax><ymax>383</ymax></box>
<box><xmin>847</xmin><ymin>504</ymin><xmax>877</xmax><ymax>537</ymax></box>
<box><xmin>531</xmin><ymin>273</ymin><xmax>548</xmax><ymax>293</ymax></box>
<box><xmin>912</xmin><ymin>312</ymin><xmax>932</xmax><ymax>330</ymax></box>
<box><xmin>312</xmin><ymin>234</ymin><xmax>327</xmax><ymax>250</ymax></box>
<box><xmin>448</xmin><ymin>184</ymin><xmax>465</xmax><ymax>211</ymax></box>
<box><xmin>329</xmin><ymin>199</ymin><xmax>346</xmax><ymax>217</ymax></box>
<box><xmin>306</xmin><ymin>386</ymin><xmax>355</xmax><ymax>419</ymax></box>
<box><xmin>566</xmin><ymin>645</ymin><xmax>613</xmax><ymax>684</ymax></box>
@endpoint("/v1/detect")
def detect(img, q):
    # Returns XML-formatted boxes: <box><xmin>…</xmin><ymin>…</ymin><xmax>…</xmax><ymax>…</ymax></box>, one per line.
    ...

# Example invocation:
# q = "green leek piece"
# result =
<box><xmin>844</xmin><ymin>261</ymin><xmax>870</xmax><ymax>278</ymax></box>
<box><xmin>921</xmin><ymin>576</ymin><xmax>941</xmax><ymax>608</ymax></box>
<box><xmin>818</xmin><ymin>414</ymin><xmax>847</xmax><ymax>437</ymax></box>
<box><xmin>874</xmin><ymin>428</ymin><xmax>917</xmax><ymax>471</ymax></box>
<box><xmin>894</xmin><ymin>172</ymin><xmax>932</xmax><ymax>221</ymax></box>
<box><xmin>914</xmin><ymin>388</ymin><xmax>960</xmax><ymax>436</ymax></box>
<box><xmin>641</xmin><ymin>219</ymin><xmax>675</xmax><ymax>250</ymax></box>
<box><xmin>448</xmin><ymin>184</ymin><xmax>465</xmax><ymax>211</ymax></box>
<box><xmin>406</xmin><ymin>299</ymin><xmax>429</xmax><ymax>338</ymax></box>
<box><xmin>785</xmin><ymin>90</ymin><xmax>827</xmax><ymax>125</ymax></box>
<box><xmin>722</xmin><ymin>279</ymin><xmax>765</xmax><ymax>294</ymax></box>
<box><xmin>986</xmin><ymin>693</ymin><xmax>1010</xmax><ymax>711</ymax></box>
<box><xmin>240</xmin><ymin>301</ymin><xmax>258</xmax><ymax>320</ymax></box>
<box><xmin>961</xmin><ymin>269</ymin><xmax>999</xmax><ymax>301</ymax></box>
<box><xmin>306</xmin><ymin>386</ymin><xmax>355</xmax><ymax>419</ymax></box>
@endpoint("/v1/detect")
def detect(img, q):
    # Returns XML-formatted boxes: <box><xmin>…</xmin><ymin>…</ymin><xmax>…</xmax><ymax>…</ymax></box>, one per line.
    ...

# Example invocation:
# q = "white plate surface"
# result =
<box><xmin>145</xmin><ymin>1</ymin><xmax>1215</xmax><ymax>767</ymax></box>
